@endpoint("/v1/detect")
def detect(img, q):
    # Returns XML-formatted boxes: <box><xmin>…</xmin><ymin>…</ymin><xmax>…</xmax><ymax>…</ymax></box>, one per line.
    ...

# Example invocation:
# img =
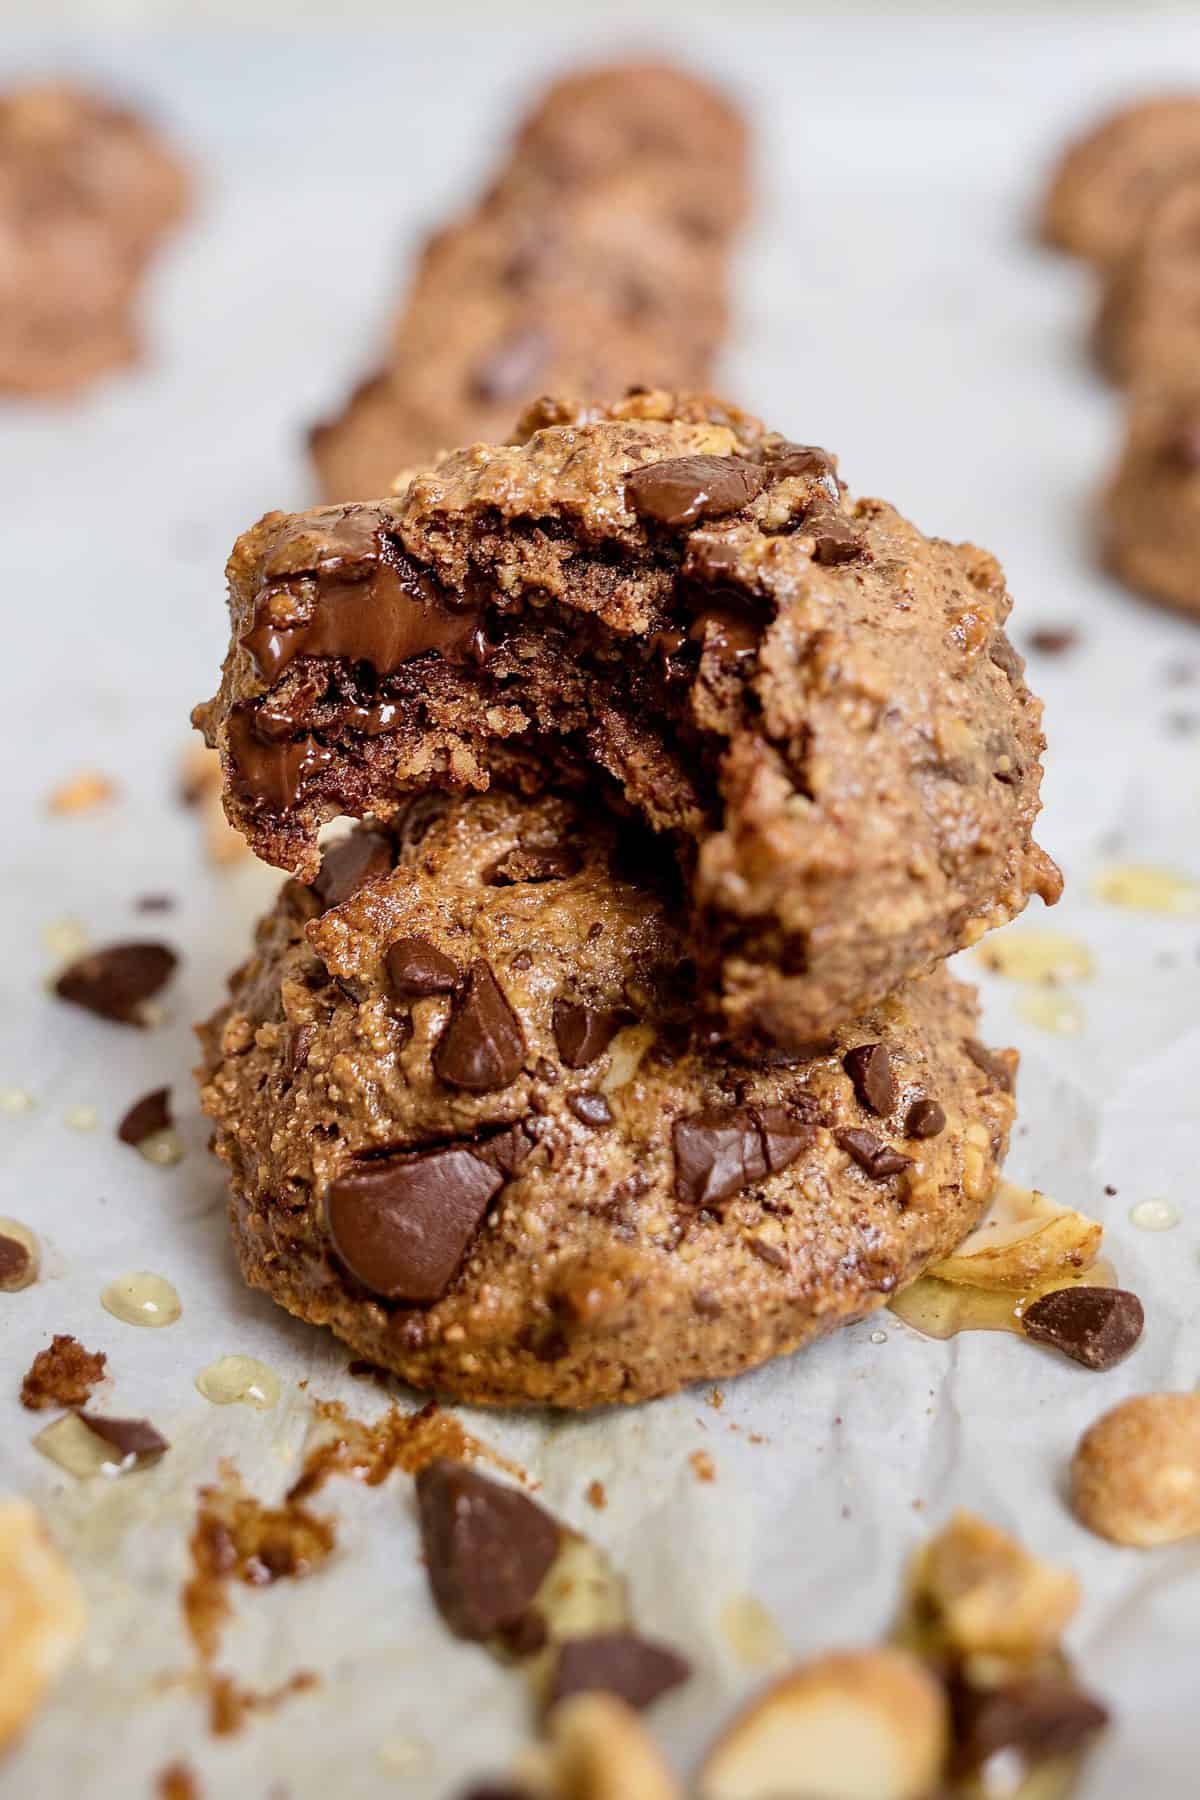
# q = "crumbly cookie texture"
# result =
<box><xmin>1071</xmin><ymin>1393</ymin><xmax>1200</xmax><ymax>1547</ymax></box>
<box><xmin>310</xmin><ymin>61</ymin><xmax>746</xmax><ymax>500</ymax></box>
<box><xmin>0</xmin><ymin>82</ymin><xmax>187</xmax><ymax>395</ymax></box>
<box><xmin>0</xmin><ymin>1499</ymin><xmax>87</xmax><ymax>1752</ymax></box>
<box><xmin>1104</xmin><ymin>382</ymin><xmax>1200</xmax><ymax>618</ymax></box>
<box><xmin>196</xmin><ymin>793</ymin><xmax>1016</xmax><ymax>1408</ymax></box>
<box><xmin>1039</xmin><ymin>92</ymin><xmax>1200</xmax><ymax>265</ymax></box>
<box><xmin>197</xmin><ymin>389</ymin><xmax>1059</xmax><ymax>1044</ymax></box>
<box><xmin>1094</xmin><ymin>176</ymin><xmax>1200</xmax><ymax>383</ymax></box>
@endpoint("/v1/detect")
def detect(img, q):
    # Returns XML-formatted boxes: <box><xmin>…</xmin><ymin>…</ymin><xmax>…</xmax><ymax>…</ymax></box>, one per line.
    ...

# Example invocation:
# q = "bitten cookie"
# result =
<box><xmin>309</xmin><ymin>61</ymin><xmax>746</xmax><ymax>500</ymax></box>
<box><xmin>1039</xmin><ymin>92</ymin><xmax>1200</xmax><ymax>265</ymax></box>
<box><xmin>0</xmin><ymin>83</ymin><xmax>187</xmax><ymax>395</ymax></box>
<box><xmin>196</xmin><ymin>794</ymin><xmax>1017</xmax><ymax>1409</ymax></box>
<box><xmin>1093</xmin><ymin>176</ymin><xmax>1200</xmax><ymax>383</ymax></box>
<box><xmin>196</xmin><ymin>388</ymin><xmax>1060</xmax><ymax>1045</ymax></box>
<box><xmin>1105</xmin><ymin>383</ymin><xmax>1200</xmax><ymax>618</ymax></box>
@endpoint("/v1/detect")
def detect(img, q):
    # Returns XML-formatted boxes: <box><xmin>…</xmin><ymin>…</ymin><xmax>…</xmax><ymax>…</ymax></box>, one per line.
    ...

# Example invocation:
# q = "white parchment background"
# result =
<box><xmin>0</xmin><ymin>12</ymin><xmax>1198</xmax><ymax>1796</ymax></box>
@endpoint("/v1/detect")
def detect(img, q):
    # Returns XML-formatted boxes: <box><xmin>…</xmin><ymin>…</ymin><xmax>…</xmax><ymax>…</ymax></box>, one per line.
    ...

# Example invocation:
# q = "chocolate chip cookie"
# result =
<box><xmin>1040</xmin><ymin>93</ymin><xmax>1200</xmax><ymax>265</ymax></box>
<box><xmin>196</xmin><ymin>388</ymin><xmax>1059</xmax><ymax>1045</ymax></box>
<box><xmin>1093</xmin><ymin>175</ymin><xmax>1200</xmax><ymax>383</ymax></box>
<box><xmin>1105</xmin><ymin>383</ymin><xmax>1200</xmax><ymax>617</ymax></box>
<box><xmin>196</xmin><ymin>794</ymin><xmax>1016</xmax><ymax>1408</ymax></box>
<box><xmin>309</xmin><ymin>61</ymin><xmax>746</xmax><ymax>500</ymax></box>
<box><xmin>0</xmin><ymin>83</ymin><xmax>187</xmax><ymax>394</ymax></box>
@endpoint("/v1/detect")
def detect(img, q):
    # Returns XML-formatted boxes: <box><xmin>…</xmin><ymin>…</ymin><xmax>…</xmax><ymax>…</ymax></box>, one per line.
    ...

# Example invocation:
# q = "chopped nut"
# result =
<box><xmin>1070</xmin><ymin>1393</ymin><xmax>1200</xmax><ymax>1547</ymax></box>
<box><xmin>46</xmin><ymin>771</ymin><xmax>117</xmax><ymax>816</ymax></box>
<box><xmin>899</xmin><ymin>1511</ymin><xmax>1079</xmax><ymax>1662</ymax></box>
<box><xmin>929</xmin><ymin>1203</ymin><xmax>1102</xmax><ymax>1292</ymax></box>
<box><xmin>516</xmin><ymin>1692</ymin><xmax>680</xmax><ymax>1799</ymax></box>
<box><xmin>697</xmin><ymin>1647</ymin><xmax>947</xmax><ymax>1800</ymax></box>
<box><xmin>0</xmin><ymin>1498</ymin><xmax>86</xmax><ymax>1751</ymax></box>
<box><xmin>179</xmin><ymin>741</ymin><xmax>249</xmax><ymax>866</ymax></box>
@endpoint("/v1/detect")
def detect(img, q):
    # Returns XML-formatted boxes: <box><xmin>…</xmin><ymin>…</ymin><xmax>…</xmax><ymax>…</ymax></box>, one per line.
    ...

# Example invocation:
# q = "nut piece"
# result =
<box><xmin>516</xmin><ymin>1692</ymin><xmax>681</xmax><ymax>1800</ymax></box>
<box><xmin>1070</xmin><ymin>1393</ymin><xmax>1200</xmax><ymax>1547</ymax></box>
<box><xmin>0</xmin><ymin>1498</ymin><xmax>87</xmax><ymax>1751</ymax></box>
<box><xmin>901</xmin><ymin>1511</ymin><xmax>1080</xmax><ymax>1661</ymax></box>
<box><xmin>929</xmin><ymin>1204</ymin><xmax>1102</xmax><ymax>1292</ymax></box>
<box><xmin>696</xmin><ymin>1647</ymin><xmax>947</xmax><ymax>1800</ymax></box>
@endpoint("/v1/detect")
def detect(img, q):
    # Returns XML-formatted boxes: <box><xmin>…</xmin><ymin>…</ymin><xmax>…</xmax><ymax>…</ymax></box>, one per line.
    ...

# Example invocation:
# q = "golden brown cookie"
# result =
<box><xmin>1093</xmin><ymin>175</ymin><xmax>1200</xmax><ymax>383</ymax></box>
<box><xmin>197</xmin><ymin>794</ymin><xmax>1016</xmax><ymax>1409</ymax></box>
<box><xmin>1040</xmin><ymin>92</ymin><xmax>1200</xmax><ymax>265</ymax></box>
<box><xmin>1105</xmin><ymin>382</ymin><xmax>1200</xmax><ymax>617</ymax></box>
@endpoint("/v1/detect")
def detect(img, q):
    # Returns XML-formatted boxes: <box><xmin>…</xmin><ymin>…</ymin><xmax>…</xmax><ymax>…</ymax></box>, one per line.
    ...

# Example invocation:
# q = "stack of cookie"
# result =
<box><xmin>309</xmin><ymin>62</ymin><xmax>748</xmax><ymax>501</ymax></box>
<box><xmin>1040</xmin><ymin>95</ymin><xmax>1200</xmax><ymax>617</ymax></box>
<box><xmin>0</xmin><ymin>83</ymin><xmax>187</xmax><ymax>396</ymax></box>
<box><xmin>194</xmin><ymin>386</ymin><xmax>1059</xmax><ymax>1407</ymax></box>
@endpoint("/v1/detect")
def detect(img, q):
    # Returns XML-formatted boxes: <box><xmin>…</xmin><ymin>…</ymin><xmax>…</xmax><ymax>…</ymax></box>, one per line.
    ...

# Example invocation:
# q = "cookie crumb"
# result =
<box><xmin>689</xmin><ymin>1450</ymin><xmax>716</xmax><ymax>1484</ymax></box>
<box><xmin>585</xmin><ymin>1479</ymin><xmax>607</xmax><ymax>1511</ymax></box>
<box><xmin>46</xmin><ymin>771</ymin><xmax>117</xmax><ymax>816</ymax></box>
<box><xmin>20</xmin><ymin>1335</ymin><xmax>106</xmax><ymax>1411</ymax></box>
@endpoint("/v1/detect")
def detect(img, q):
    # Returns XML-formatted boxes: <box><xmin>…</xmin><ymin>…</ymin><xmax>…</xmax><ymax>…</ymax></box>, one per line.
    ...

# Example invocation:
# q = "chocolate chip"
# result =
<box><xmin>842</xmin><ymin>1043</ymin><xmax>896</xmax><ymax>1116</ymax></box>
<box><xmin>312</xmin><ymin>829</ymin><xmax>393</xmax><ymax>912</ymax></box>
<box><xmin>567</xmin><ymin>1091</ymin><xmax>613</xmax><ymax>1128</ymax></box>
<box><xmin>834</xmin><ymin>1128</ymin><xmax>913</xmax><ymax>1180</ymax></box>
<box><xmin>385</xmin><ymin>937</ymin><xmax>460</xmax><ymax>998</ymax></box>
<box><xmin>552</xmin><ymin>1001</ymin><xmax>627</xmax><ymax>1069</ymax></box>
<box><xmin>625</xmin><ymin>454</ymin><xmax>764</xmax><ymax>529</ymax></box>
<box><xmin>548</xmin><ymin>1630</ymin><xmax>692</xmax><ymax>1712</ymax></box>
<box><xmin>1021</xmin><ymin>1287</ymin><xmax>1144</xmax><ymax>1370</ymax></box>
<box><xmin>285</xmin><ymin>1024</ymin><xmax>315</xmax><ymax>1077</ymax></box>
<box><xmin>747</xmin><ymin>1237</ymin><xmax>789</xmax><ymax>1270</ymax></box>
<box><xmin>951</xmin><ymin>1675</ymin><xmax>1109</xmax><ymax>1779</ymax></box>
<box><xmin>414</xmin><ymin>1459</ymin><xmax>560</xmax><ymax>1641</ymax></box>
<box><xmin>0</xmin><ymin>1236</ymin><xmax>32</xmax><ymax>1289</ymax></box>
<box><xmin>117</xmin><ymin>1088</ymin><xmax>171</xmax><ymax>1146</ymax></box>
<box><xmin>673</xmin><ymin>1104</ymin><xmax>814</xmax><ymax>1209</ymax></box>
<box><xmin>904</xmin><ymin>1097</ymin><xmax>946</xmax><ymax>1139</ymax></box>
<box><xmin>54</xmin><ymin>942</ymin><xmax>177</xmax><ymax>1026</ymax></box>
<box><xmin>433</xmin><ymin>962</ymin><xmax>526</xmax><ymax>1093</ymax></box>
<box><xmin>468</xmin><ymin>324</ymin><xmax>551</xmax><ymax>404</ymax></box>
<box><xmin>77</xmin><ymin>1412</ymin><xmax>168</xmax><ymax>1465</ymax></box>
<box><xmin>487</xmin><ymin>843</ymin><xmax>582</xmax><ymax>885</ymax></box>
<box><xmin>964</xmin><ymin>1038</ymin><xmax>1016</xmax><ymax>1093</ymax></box>
<box><xmin>807</xmin><ymin>508</ymin><xmax>864</xmax><ymax>565</ymax></box>
<box><xmin>1028</xmin><ymin>626</ymin><xmax>1079</xmax><ymax>655</ymax></box>
<box><xmin>766</xmin><ymin>441</ymin><xmax>839</xmax><ymax>500</ymax></box>
<box><xmin>326</xmin><ymin>1131</ymin><xmax>530</xmax><ymax>1301</ymax></box>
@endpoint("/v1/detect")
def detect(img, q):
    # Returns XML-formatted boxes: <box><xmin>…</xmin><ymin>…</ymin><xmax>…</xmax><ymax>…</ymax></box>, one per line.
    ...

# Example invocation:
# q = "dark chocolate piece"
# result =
<box><xmin>834</xmin><ymin>1128</ymin><xmax>913</xmax><ymax>1180</ymax></box>
<box><xmin>964</xmin><ymin>1038</ymin><xmax>1016</xmax><ymax>1093</ymax></box>
<box><xmin>54</xmin><ymin>942</ymin><xmax>177</xmax><ymax>1026</ymax></box>
<box><xmin>1021</xmin><ymin>1287</ymin><xmax>1144</xmax><ymax>1370</ymax></box>
<box><xmin>0</xmin><ymin>1235</ymin><xmax>32</xmax><ymax>1290</ymax></box>
<box><xmin>117</xmin><ymin>1087</ymin><xmax>171</xmax><ymax>1146</ymax></box>
<box><xmin>433</xmin><ymin>962</ymin><xmax>526</xmax><ymax>1093</ymax></box>
<box><xmin>385</xmin><ymin>937</ymin><xmax>460</xmax><ymax>998</ymax></box>
<box><xmin>77</xmin><ymin>1411</ymin><xmax>168</xmax><ymax>1465</ymax></box>
<box><xmin>951</xmin><ymin>1675</ymin><xmax>1109</xmax><ymax>1778</ymax></box>
<box><xmin>414</xmin><ymin>1458</ymin><xmax>560</xmax><ymax>1641</ymax></box>
<box><xmin>625</xmin><ymin>454</ymin><xmax>763</xmax><ymax>528</ymax></box>
<box><xmin>313</xmin><ymin>829</ymin><xmax>394</xmax><ymax>911</ymax></box>
<box><xmin>905</xmin><ymin>1097</ymin><xmax>947</xmax><ymax>1139</ymax></box>
<box><xmin>673</xmin><ymin>1104</ymin><xmax>814</xmax><ymax>1209</ymax></box>
<box><xmin>552</xmin><ymin>1001</ymin><xmax>625</xmax><ymax>1069</ymax></box>
<box><xmin>548</xmin><ymin>1630</ymin><xmax>691</xmax><ymax>1711</ymax></box>
<box><xmin>842</xmin><ymin>1043</ymin><xmax>896</xmax><ymax>1116</ymax></box>
<box><xmin>567</xmin><ymin>1091</ymin><xmax>614</xmax><ymax>1128</ymax></box>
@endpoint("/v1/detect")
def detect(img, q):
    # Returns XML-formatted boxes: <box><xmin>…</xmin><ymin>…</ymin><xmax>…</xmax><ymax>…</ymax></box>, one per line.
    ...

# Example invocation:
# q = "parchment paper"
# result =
<box><xmin>1</xmin><ymin>13</ymin><xmax>1198</xmax><ymax>1796</ymax></box>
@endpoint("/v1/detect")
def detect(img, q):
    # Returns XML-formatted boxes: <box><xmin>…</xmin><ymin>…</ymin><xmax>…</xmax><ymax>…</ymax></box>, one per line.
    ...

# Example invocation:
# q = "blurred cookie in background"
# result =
<box><xmin>1039</xmin><ymin>91</ymin><xmax>1200</xmax><ymax>266</ymax></box>
<box><xmin>1093</xmin><ymin>175</ymin><xmax>1200</xmax><ymax>383</ymax></box>
<box><xmin>1105</xmin><ymin>383</ymin><xmax>1200</xmax><ymax>618</ymax></box>
<box><xmin>0</xmin><ymin>82</ymin><xmax>188</xmax><ymax>396</ymax></box>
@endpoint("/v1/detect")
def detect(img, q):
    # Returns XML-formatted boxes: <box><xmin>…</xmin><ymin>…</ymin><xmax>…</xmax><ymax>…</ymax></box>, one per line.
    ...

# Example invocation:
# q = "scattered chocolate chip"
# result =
<box><xmin>964</xmin><ymin>1038</ymin><xmax>1016</xmax><ymax>1093</ymax></box>
<box><xmin>77</xmin><ymin>1412</ymin><xmax>168</xmax><ymax>1465</ymax></box>
<box><xmin>285</xmin><ymin>1023</ymin><xmax>316</xmax><ymax>1078</ymax></box>
<box><xmin>548</xmin><ymin>1630</ymin><xmax>691</xmax><ymax>1711</ymax></box>
<box><xmin>807</xmin><ymin>508</ymin><xmax>864</xmax><ymax>564</ymax></box>
<box><xmin>414</xmin><ymin>1459</ymin><xmax>560</xmax><ymax>1641</ymax></box>
<box><xmin>135</xmin><ymin>893</ymin><xmax>174</xmax><ymax>912</ymax></box>
<box><xmin>487</xmin><ymin>843</ymin><xmax>582</xmax><ymax>885</ymax></box>
<box><xmin>312</xmin><ymin>829</ymin><xmax>393</xmax><ymax>912</ymax></box>
<box><xmin>905</xmin><ymin>1097</ymin><xmax>947</xmax><ymax>1139</ymax></box>
<box><xmin>673</xmin><ymin>1105</ymin><xmax>814</xmax><ymax>1208</ymax></box>
<box><xmin>117</xmin><ymin>1087</ymin><xmax>171</xmax><ymax>1147</ymax></box>
<box><xmin>567</xmin><ymin>1091</ymin><xmax>613</xmax><ymax>1128</ymax></box>
<box><xmin>433</xmin><ymin>962</ymin><xmax>526</xmax><ymax>1093</ymax></box>
<box><xmin>20</xmin><ymin>1335</ymin><xmax>106</xmax><ymax>1410</ymax></box>
<box><xmin>842</xmin><ymin>1043</ymin><xmax>896</xmax><ymax>1116</ymax></box>
<box><xmin>385</xmin><ymin>937</ymin><xmax>460</xmax><ymax>998</ymax></box>
<box><xmin>747</xmin><ymin>1237</ymin><xmax>789</xmax><ymax>1270</ymax></box>
<box><xmin>326</xmin><ymin>1129</ymin><xmax>531</xmax><ymax>1301</ymax></box>
<box><xmin>834</xmin><ymin>1128</ymin><xmax>913</xmax><ymax>1180</ymax></box>
<box><xmin>54</xmin><ymin>942</ymin><xmax>177</xmax><ymax>1026</ymax></box>
<box><xmin>951</xmin><ymin>1675</ymin><xmax>1109</xmax><ymax>1779</ymax></box>
<box><xmin>1028</xmin><ymin>626</ymin><xmax>1079</xmax><ymax>655</ymax></box>
<box><xmin>0</xmin><ymin>1236</ymin><xmax>32</xmax><ymax>1290</ymax></box>
<box><xmin>625</xmin><ymin>454</ymin><xmax>764</xmax><ymax>529</ymax></box>
<box><xmin>468</xmin><ymin>324</ymin><xmax>551</xmax><ymax>404</ymax></box>
<box><xmin>552</xmin><ymin>1001</ymin><xmax>627</xmax><ymax>1069</ymax></box>
<box><xmin>1021</xmin><ymin>1287</ymin><xmax>1144</xmax><ymax>1370</ymax></box>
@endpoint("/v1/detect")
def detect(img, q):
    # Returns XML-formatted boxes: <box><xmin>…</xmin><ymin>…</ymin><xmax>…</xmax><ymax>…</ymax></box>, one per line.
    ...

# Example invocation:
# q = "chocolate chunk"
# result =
<box><xmin>673</xmin><ymin>1104</ymin><xmax>813</xmax><ymax>1208</ymax></box>
<box><xmin>1028</xmin><ymin>626</ymin><xmax>1079</xmax><ymax>655</ymax></box>
<box><xmin>552</xmin><ymin>1001</ymin><xmax>626</xmax><ymax>1069</ymax></box>
<box><xmin>904</xmin><ymin>1096</ymin><xmax>947</xmax><ymax>1139</ymax></box>
<box><xmin>487</xmin><ymin>843</ymin><xmax>582</xmax><ymax>885</ymax></box>
<box><xmin>468</xmin><ymin>324</ymin><xmax>550</xmax><ymax>404</ymax></box>
<box><xmin>54</xmin><ymin>942</ymin><xmax>177</xmax><ymax>1026</ymax></box>
<box><xmin>226</xmin><ymin>709</ymin><xmax>335</xmax><ymax>811</ymax></box>
<box><xmin>747</xmin><ymin>1237</ymin><xmax>789</xmax><ymax>1270</ymax></box>
<box><xmin>1021</xmin><ymin>1287</ymin><xmax>1144</xmax><ymax>1370</ymax></box>
<box><xmin>433</xmin><ymin>961</ymin><xmax>526</xmax><ymax>1093</ymax></box>
<box><xmin>77</xmin><ymin>1412</ymin><xmax>168</xmax><ymax>1465</ymax></box>
<box><xmin>385</xmin><ymin>937</ymin><xmax>460</xmax><ymax>998</ymax></box>
<box><xmin>567</xmin><ymin>1091</ymin><xmax>613</xmax><ymax>1128</ymax></box>
<box><xmin>766</xmin><ymin>441</ymin><xmax>839</xmax><ymax>500</ymax></box>
<box><xmin>312</xmin><ymin>829</ymin><xmax>394</xmax><ymax>912</ymax></box>
<box><xmin>285</xmin><ymin>1024</ymin><xmax>315</xmax><ymax>1077</ymax></box>
<box><xmin>117</xmin><ymin>1087</ymin><xmax>171</xmax><ymax>1146</ymax></box>
<box><xmin>964</xmin><ymin>1038</ymin><xmax>1016</xmax><ymax>1093</ymax></box>
<box><xmin>625</xmin><ymin>454</ymin><xmax>764</xmax><ymax>528</ymax></box>
<box><xmin>951</xmin><ymin>1675</ymin><xmax>1109</xmax><ymax>1778</ymax></box>
<box><xmin>326</xmin><ymin>1135</ymin><xmax>528</xmax><ymax>1301</ymax></box>
<box><xmin>414</xmin><ymin>1459</ymin><xmax>560</xmax><ymax>1641</ymax></box>
<box><xmin>842</xmin><ymin>1043</ymin><xmax>896</xmax><ymax>1116</ymax></box>
<box><xmin>548</xmin><ymin>1630</ymin><xmax>692</xmax><ymax>1711</ymax></box>
<box><xmin>0</xmin><ymin>1236</ymin><xmax>32</xmax><ymax>1290</ymax></box>
<box><xmin>496</xmin><ymin>1607</ymin><xmax>548</xmax><ymax>1656</ymax></box>
<box><xmin>807</xmin><ymin>508</ymin><xmax>864</xmax><ymax>565</ymax></box>
<box><xmin>688</xmin><ymin>606</ymin><xmax>760</xmax><ymax>660</ymax></box>
<box><xmin>834</xmin><ymin>1128</ymin><xmax>913</xmax><ymax>1180</ymax></box>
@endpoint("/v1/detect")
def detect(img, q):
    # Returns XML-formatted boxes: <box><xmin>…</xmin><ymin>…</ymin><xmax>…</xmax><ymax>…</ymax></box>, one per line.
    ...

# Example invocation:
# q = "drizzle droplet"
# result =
<box><xmin>195</xmin><ymin>1355</ymin><xmax>280</xmax><ymax>1410</ymax></box>
<box><xmin>101</xmin><ymin>1270</ymin><xmax>181</xmax><ymax>1327</ymax></box>
<box><xmin>1129</xmin><ymin>1198</ymin><xmax>1180</xmax><ymax>1233</ymax></box>
<box><xmin>870</xmin><ymin>1329</ymin><xmax>888</xmax><ymax>1344</ymax></box>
